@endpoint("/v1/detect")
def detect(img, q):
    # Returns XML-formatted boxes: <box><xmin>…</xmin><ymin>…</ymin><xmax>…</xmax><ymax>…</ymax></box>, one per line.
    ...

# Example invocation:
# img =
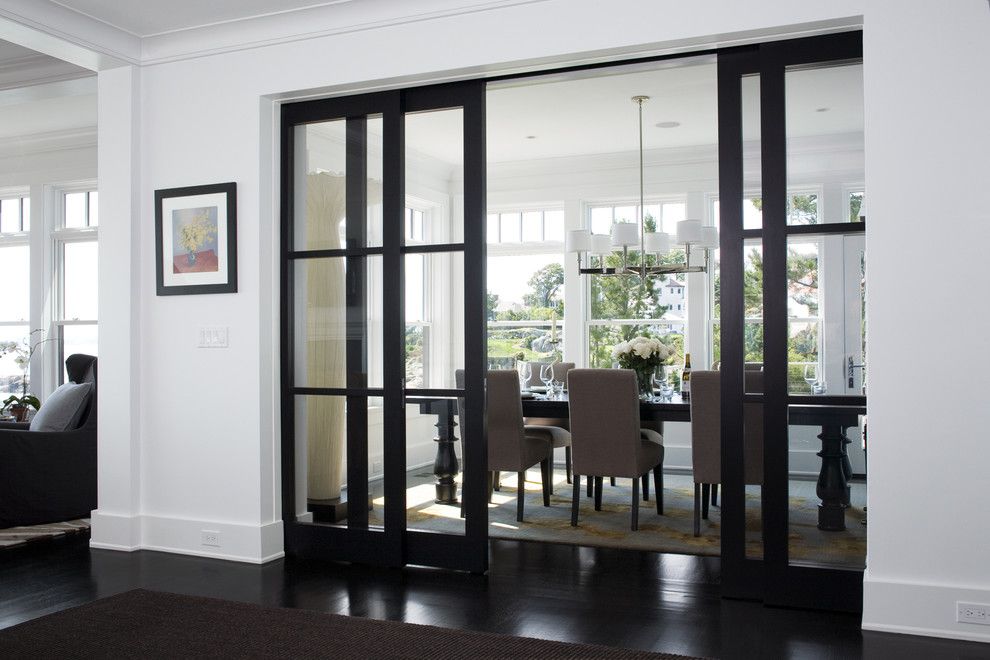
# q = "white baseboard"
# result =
<box><xmin>863</xmin><ymin>570</ymin><xmax>990</xmax><ymax>643</ymax></box>
<box><xmin>88</xmin><ymin>512</ymin><xmax>284</xmax><ymax>564</ymax></box>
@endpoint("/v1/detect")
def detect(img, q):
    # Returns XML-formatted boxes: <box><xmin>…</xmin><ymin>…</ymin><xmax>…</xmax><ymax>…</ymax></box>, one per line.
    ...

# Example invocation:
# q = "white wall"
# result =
<box><xmin>860</xmin><ymin>0</ymin><xmax>990</xmax><ymax>643</ymax></box>
<box><xmin>32</xmin><ymin>0</ymin><xmax>981</xmax><ymax>642</ymax></box>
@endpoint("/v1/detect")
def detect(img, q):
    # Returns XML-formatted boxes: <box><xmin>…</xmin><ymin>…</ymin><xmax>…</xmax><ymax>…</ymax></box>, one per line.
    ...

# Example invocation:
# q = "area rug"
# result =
<box><xmin>376</xmin><ymin>472</ymin><xmax>865</xmax><ymax>568</ymax></box>
<box><xmin>0</xmin><ymin>518</ymin><xmax>90</xmax><ymax>551</ymax></box>
<box><xmin>0</xmin><ymin>589</ymin><xmax>704</xmax><ymax>659</ymax></box>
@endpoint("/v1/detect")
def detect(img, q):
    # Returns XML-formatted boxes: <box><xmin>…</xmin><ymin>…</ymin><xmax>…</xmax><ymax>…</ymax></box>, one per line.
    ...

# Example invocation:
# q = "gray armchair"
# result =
<box><xmin>567</xmin><ymin>369</ymin><xmax>664</xmax><ymax>531</ymax></box>
<box><xmin>0</xmin><ymin>354</ymin><xmax>97</xmax><ymax>528</ymax></box>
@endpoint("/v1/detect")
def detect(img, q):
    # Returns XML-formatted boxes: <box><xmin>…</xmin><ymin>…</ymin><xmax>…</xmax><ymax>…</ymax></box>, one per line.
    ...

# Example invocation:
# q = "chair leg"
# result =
<box><xmin>653</xmin><ymin>464</ymin><xmax>663</xmax><ymax>515</ymax></box>
<box><xmin>540</xmin><ymin>458</ymin><xmax>551</xmax><ymax>507</ymax></box>
<box><xmin>693</xmin><ymin>483</ymin><xmax>701</xmax><ymax>536</ymax></box>
<box><xmin>712</xmin><ymin>483</ymin><xmax>719</xmax><ymax>507</ymax></box>
<box><xmin>517</xmin><ymin>471</ymin><xmax>525</xmax><ymax>522</ymax></box>
<box><xmin>587</xmin><ymin>475</ymin><xmax>593</xmax><ymax>497</ymax></box>
<box><xmin>565</xmin><ymin>446</ymin><xmax>572</xmax><ymax>484</ymax></box>
<box><xmin>702</xmin><ymin>484</ymin><xmax>710</xmax><ymax>520</ymax></box>
<box><xmin>487</xmin><ymin>471</ymin><xmax>494</xmax><ymax>503</ymax></box>
<box><xmin>594</xmin><ymin>476</ymin><xmax>603</xmax><ymax>511</ymax></box>
<box><xmin>571</xmin><ymin>475</ymin><xmax>580</xmax><ymax>527</ymax></box>
<box><xmin>642</xmin><ymin>474</ymin><xmax>649</xmax><ymax>502</ymax></box>
<box><xmin>493</xmin><ymin>471</ymin><xmax>500</xmax><ymax>491</ymax></box>
<box><xmin>610</xmin><ymin>477</ymin><xmax>616</xmax><ymax>487</ymax></box>
<box><xmin>631</xmin><ymin>478</ymin><xmax>640</xmax><ymax>531</ymax></box>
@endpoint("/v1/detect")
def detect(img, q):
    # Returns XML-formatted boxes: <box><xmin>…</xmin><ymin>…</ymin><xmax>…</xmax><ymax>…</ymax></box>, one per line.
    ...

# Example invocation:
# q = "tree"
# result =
<box><xmin>486</xmin><ymin>291</ymin><xmax>500</xmax><ymax>322</ymax></box>
<box><xmin>522</xmin><ymin>263</ymin><xmax>564</xmax><ymax>315</ymax></box>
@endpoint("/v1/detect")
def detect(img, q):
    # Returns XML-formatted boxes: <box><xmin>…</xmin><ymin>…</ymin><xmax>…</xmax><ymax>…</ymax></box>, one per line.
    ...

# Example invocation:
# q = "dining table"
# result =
<box><xmin>520</xmin><ymin>391</ymin><xmax>865</xmax><ymax>532</ymax></box>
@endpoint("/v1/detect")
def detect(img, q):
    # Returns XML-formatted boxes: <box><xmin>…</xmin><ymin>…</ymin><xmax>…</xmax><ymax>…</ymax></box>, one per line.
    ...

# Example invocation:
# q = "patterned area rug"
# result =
<box><xmin>0</xmin><ymin>519</ymin><xmax>90</xmax><ymax>550</ymax></box>
<box><xmin>373</xmin><ymin>472</ymin><xmax>866</xmax><ymax>568</ymax></box>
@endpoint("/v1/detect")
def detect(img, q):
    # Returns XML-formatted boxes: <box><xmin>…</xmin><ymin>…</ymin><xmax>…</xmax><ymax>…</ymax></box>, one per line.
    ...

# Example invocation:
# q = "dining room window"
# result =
<box><xmin>585</xmin><ymin>202</ymin><xmax>687</xmax><ymax>370</ymax></box>
<box><xmin>486</xmin><ymin>208</ymin><xmax>564</xmax><ymax>367</ymax></box>
<box><xmin>54</xmin><ymin>186</ymin><xmax>99</xmax><ymax>383</ymax></box>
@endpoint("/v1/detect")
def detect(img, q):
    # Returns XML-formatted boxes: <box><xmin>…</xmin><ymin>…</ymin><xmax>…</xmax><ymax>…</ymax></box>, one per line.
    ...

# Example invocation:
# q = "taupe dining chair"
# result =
<box><xmin>567</xmin><ymin>369</ymin><xmax>664</xmax><ymax>531</ymax></box>
<box><xmin>689</xmin><ymin>370</ymin><xmax>764</xmax><ymax>536</ymax></box>
<box><xmin>523</xmin><ymin>361</ymin><xmax>574</xmax><ymax>483</ymax></box>
<box><xmin>482</xmin><ymin>370</ymin><xmax>569</xmax><ymax>522</ymax></box>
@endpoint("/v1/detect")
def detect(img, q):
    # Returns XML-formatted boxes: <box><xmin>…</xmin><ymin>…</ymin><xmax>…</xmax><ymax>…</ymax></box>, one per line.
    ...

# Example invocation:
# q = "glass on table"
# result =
<box><xmin>518</xmin><ymin>361</ymin><xmax>532</xmax><ymax>390</ymax></box>
<box><xmin>539</xmin><ymin>363</ymin><xmax>553</xmax><ymax>390</ymax></box>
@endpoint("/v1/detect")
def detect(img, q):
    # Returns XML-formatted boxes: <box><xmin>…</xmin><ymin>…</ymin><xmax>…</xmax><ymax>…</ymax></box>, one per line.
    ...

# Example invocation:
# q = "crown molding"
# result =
<box><xmin>0</xmin><ymin>52</ymin><xmax>93</xmax><ymax>90</ymax></box>
<box><xmin>139</xmin><ymin>0</ymin><xmax>550</xmax><ymax>65</ymax></box>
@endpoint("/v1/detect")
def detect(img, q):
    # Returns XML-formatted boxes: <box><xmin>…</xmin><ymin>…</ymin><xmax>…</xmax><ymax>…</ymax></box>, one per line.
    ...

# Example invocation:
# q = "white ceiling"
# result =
<box><xmin>51</xmin><ymin>0</ymin><xmax>362</xmax><ymax>37</ymax></box>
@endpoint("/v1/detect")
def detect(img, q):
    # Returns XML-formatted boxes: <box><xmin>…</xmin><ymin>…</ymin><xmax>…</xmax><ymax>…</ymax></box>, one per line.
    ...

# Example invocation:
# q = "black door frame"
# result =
<box><xmin>279</xmin><ymin>81</ymin><xmax>489</xmax><ymax>573</ymax></box>
<box><xmin>717</xmin><ymin>32</ymin><xmax>867</xmax><ymax>611</ymax></box>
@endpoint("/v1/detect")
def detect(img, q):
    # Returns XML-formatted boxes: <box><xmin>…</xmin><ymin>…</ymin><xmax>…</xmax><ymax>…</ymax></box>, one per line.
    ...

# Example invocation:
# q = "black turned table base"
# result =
<box><xmin>816</xmin><ymin>422</ymin><xmax>852</xmax><ymax>531</ymax></box>
<box><xmin>418</xmin><ymin>399</ymin><xmax>460</xmax><ymax>505</ymax></box>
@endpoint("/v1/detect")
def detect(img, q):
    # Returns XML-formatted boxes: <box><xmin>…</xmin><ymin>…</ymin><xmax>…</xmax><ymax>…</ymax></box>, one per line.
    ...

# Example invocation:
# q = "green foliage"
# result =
<box><xmin>522</xmin><ymin>263</ymin><xmax>564</xmax><ymax>315</ymax></box>
<box><xmin>3</xmin><ymin>393</ymin><xmax>40</xmax><ymax>411</ymax></box>
<box><xmin>485</xmin><ymin>291</ymin><xmax>500</xmax><ymax>322</ymax></box>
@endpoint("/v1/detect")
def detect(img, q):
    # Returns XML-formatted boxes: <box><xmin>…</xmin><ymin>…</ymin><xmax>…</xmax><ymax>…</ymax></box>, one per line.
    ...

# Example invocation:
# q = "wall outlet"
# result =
<box><xmin>957</xmin><ymin>602</ymin><xmax>990</xmax><ymax>625</ymax></box>
<box><xmin>201</xmin><ymin>530</ymin><xmax>221</xmax><ymax>547</ymax></box>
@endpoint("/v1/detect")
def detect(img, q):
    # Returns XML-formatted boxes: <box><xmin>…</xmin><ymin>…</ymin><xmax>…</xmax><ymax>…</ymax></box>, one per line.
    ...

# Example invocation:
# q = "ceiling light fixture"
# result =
<box><xmin>655</xmin><ymin>121</ymin><xmax>680</xmax><ymax>128</ymax></box>
<box><xmin>566</xmin><ymin>96</ymin><xmax>716</xmax><ymax>279</ymax></box>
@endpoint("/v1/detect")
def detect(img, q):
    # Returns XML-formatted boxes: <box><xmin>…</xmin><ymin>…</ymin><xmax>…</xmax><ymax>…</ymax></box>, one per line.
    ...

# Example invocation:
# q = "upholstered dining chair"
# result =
<box><xmin>567</xmin><ymin>369</ymin><xmax>664</xmax><ymax>531</ymax></box>
<box><xmin>689</xmin><ymin>370</ymin><xmax>764</xmax><ymax>536</ymax></box>
<box><xmin>522</xmin><ymin>361</ymin><xmax>574</xmax><ymax>483</ymax></box>
<box><xmin>483</xmin><ymin>370</ymin><xmax>570</xmax><ymax>522</ymax></box>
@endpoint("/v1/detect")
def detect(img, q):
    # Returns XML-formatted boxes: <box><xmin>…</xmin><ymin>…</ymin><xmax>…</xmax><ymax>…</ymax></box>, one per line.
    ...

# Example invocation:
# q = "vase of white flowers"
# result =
<box><xmin>611</xmin><ymin>336</ymin><xmax>674</xmax><ymax>400</ymax></box>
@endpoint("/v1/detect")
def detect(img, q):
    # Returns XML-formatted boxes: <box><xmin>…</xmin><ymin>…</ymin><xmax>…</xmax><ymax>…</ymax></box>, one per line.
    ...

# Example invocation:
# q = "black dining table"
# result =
<box><xmin>521</xmin><ymin>392</ymin><xmax>865</xmax><ymax>532</ymax></box>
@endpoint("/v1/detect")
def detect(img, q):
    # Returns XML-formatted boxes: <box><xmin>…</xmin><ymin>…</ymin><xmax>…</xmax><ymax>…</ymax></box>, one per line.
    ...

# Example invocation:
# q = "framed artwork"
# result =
<box><xmin>155</xmin><ymin>182</ymin><xmax>237</xmax><ymax>295</ymax></box>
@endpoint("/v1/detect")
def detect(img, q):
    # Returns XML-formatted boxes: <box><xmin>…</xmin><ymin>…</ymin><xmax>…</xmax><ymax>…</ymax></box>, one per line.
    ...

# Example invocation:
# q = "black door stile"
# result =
<box><xmin>718</xmin><ymin>32</ymin><xmax>865</xmax><ymax>612</ymax></box>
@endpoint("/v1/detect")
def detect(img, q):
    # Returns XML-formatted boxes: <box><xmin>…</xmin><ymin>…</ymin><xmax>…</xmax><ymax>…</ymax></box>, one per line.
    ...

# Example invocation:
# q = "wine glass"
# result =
<box><xmin>540</xmin><ymin>363</ymin><xmax>553</xmax><ymax>391</ymax></box>
<box><xmin>518</xmin><ymin>361</ymin><xmax>532</xmax><ymax>390</ymax></box>
<box><xmin>803</xmin><ymin>363</ymin><xmax>819</xmax><ymax>393</ymax></box>
<box><xmin>651</xmin><ymin>366</ymin><xmax>666</xmax><ymax>402</ymax></box>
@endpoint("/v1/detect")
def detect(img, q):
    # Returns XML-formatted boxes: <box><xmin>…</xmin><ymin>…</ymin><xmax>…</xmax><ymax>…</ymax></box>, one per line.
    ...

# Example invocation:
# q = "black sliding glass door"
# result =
<box><xmin>280</xmin><ymin>82</ymin><xmax>488</xmax><ymax>572</ymax></box>
<box><xmin>718</xmin><ymin>32</ymin><xmax>866</xmax><ymax>611</ymax></box>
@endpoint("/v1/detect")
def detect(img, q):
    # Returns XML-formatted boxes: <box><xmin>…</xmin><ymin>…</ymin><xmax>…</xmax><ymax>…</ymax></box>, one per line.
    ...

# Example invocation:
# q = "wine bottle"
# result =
<box><xmin>681</xmin><ymin>352</ymin><xmax>692</xmax><ymax>400</ymax></box>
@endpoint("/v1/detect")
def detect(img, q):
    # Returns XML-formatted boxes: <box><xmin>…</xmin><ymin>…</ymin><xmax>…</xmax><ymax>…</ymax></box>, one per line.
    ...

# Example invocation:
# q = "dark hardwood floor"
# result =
<box><xmin>1</xmin><ymin>535</ymin><xmax>986</xmax><ymax>659</ymax></box>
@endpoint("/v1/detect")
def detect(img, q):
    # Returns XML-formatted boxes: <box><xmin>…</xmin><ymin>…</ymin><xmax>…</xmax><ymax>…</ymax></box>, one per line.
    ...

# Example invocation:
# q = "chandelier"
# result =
<box><xmin>565</xmin><ymin>95</ymin><xmax>718</xmax><ymax>278</ymax></box>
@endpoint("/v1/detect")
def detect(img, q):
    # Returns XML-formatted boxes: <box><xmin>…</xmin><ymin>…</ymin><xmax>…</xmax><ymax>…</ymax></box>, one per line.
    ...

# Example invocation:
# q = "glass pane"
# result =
<box><xmin>63</xmin><ymin>241</ymin><xmax>99</xmax><ymax>320</ymax></box>
<box><xmin>294</xmin><ymin>394</ymin><xmax>385</xmax><ymax>530</ymax></box>
<box><xmin>486</xmin><ymin>214</ymin><xmax>499</xmax><ymax>243</ymax></box>
<box><xmin>404</xmin><ymin>395</ymin><xmax>465</xmax><ymax>536</ymax></box>
<box><xmin>787</xmin><ymin>417</ymin><xmax>866</xmax><ymax>569</ymax></box>
<box><xmin>500</xmin><ymin>212</ymin><xmax>521</xmax><ymax>242</ymax></box>
<box><xmin>521</xmin><ymin>211</ymin><xmax>542</xmax><ymax>242</ymax></box>
<box><xmin>487</xmin><ymin>253</ymin><xmax>564</xmax><ymax>364</ymax></box>
<box><xmin>65</xmin><ymin>192</ymin><xmax>87</xmax><ymax>228</ymax></box>
<box><xmin>590</xmin><ymin>207</ymin><xmax>612</xmax><ymax>235</ymax></box>
<box><xmin>88</xmin><ymin>192</ymin><xmax>99</xmax><ymax>227</ymax></box>
<box><xmin>543</xmin><ymin>210</ymin><xmax>564</xmax><ymax>241</ymax></box>
<box><xmin>0</xmin><ymin>245</ymin><xmax>29</xmax><ymax>321</ymax></box>
<box><xmin>660</xmin><ymin>202</ymin><xmax>685</xmax><ymax>235</ymax></box>
<box><xmin>405</xmin><ymin>251</ymin><xmax>464</xmax><ymax>389</ymax></box>
<box><xmin>294</xmin><ymin>118</ymin><xmax>383</xmax><ymax>251</ymax></box>
<box><xmin>786</xmin><ymin>63</ymin><xmax>864</xmax><ymax>225</ymax></box>
<box><xmin>0</xmin><ymin>325</ymin><xmax>29</xmax><ymax>398</ymax></box>
<box><xmin>62</xmin><ymin>324</ymin><xmax>98</xmax><ymax>381</ymax></box>
<box><xmin>21</xmin><ymin>197</ymin><xmax>30</xmax><ymax>231</ymax></box>
<box><xmin>744</xmin><ymin>397</ymin><xmax>764</xmax><ymax>560</ymax></box>
<box><xmin>406</xmin><ymin>107</ymin><xmax>463</xmax><ymax>244</ymax></box>
<box><xmin>0</xmin><ymin>198</ymin><xmax>19</xmax><ymax>232</ymax></box>
<box><xmin>293</xmin><ymin>256</ymin><xmax>383</xmax><ymax>389</ymax></box>
<box><xmin>742</xmin><ymin>74</ymin><xmax>762</xmax><ymax>230</ymax></box>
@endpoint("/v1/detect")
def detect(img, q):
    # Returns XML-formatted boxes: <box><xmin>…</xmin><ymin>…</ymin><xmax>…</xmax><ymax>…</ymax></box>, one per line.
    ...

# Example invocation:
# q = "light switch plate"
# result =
<box><xmin>198</xmin><ymin>326</ymin><xmax>229</xmax><ymax>348</ymax></box>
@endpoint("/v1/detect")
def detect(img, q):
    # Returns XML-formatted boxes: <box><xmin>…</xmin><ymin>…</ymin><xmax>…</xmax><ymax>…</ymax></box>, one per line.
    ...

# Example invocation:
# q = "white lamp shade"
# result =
<box><xmin>590</xmin><ymin>234</ymin><xmax>613</xmax><ymax>255</ymax></box>
<box><xmin>699</xmin><ymin>226</ymin><xmax>719</xmax><ymax>249</ymax></box>
<box><xmin>643</xmin><ymin>231</ymin><xmax>670</xmax><ymax>254</ymax></box>
<box><xmin>675</xmin><ymin>219</ymin><xmax>702</xmax><ymax>245</ymax></box>
<box><xmin>566</xmin><ymin>229</ymin><xmax>591</xmax><ymax>253</ymax></box>
<box><xmin>610</xmin><ymin>222</ymin><xmax>639</xmax><ymax>247</ymax></box>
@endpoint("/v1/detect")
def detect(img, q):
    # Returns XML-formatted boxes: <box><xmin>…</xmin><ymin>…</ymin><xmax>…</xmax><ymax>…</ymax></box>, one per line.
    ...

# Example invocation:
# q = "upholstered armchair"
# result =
<box><xmin>0</xmin><ymin>354</ymin><xmax>97</xmax><ymax>528</ymax></box>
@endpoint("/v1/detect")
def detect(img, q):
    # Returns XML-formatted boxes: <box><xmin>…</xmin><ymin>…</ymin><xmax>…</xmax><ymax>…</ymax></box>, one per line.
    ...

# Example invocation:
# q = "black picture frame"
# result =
<box><xmin>155</xmin><ymin>182</ymin><xmax>237</xmax><ymax>296</ymax></box>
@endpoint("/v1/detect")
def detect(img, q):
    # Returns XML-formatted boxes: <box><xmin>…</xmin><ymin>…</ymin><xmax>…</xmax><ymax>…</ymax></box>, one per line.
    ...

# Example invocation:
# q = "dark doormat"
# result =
<box><xmin>0</xmin><ymin>589</ymin><xmax>707</xmax><ymax>659</ymax></box>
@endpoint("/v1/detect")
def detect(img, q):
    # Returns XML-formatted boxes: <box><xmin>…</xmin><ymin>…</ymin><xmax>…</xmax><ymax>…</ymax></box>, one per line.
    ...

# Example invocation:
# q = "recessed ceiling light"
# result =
<box><xmin>525</xmin><ymin>135</ymin><xmax>537</xmax><ymax>139</ymax></box>
<box><xmin>816</xmin><ymin>107</ymin><xmax>830</xmax><ymax>112</ymax></box>
<box><xmin>655</xmin><ymin>121</ymin><xmax>680</xmax><ymax>129</ymax></box>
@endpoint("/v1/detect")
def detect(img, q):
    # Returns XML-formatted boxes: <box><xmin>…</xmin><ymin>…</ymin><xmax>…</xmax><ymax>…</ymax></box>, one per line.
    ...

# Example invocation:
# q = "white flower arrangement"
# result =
<box><xmin>611</xmin><ymin>335</ymin><xmax>674</xmax><ymax>371</ymax></box>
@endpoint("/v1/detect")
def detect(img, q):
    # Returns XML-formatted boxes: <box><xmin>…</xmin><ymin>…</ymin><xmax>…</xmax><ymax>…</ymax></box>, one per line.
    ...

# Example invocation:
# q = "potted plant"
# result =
<box><xmin>2</xmin><ymin>393</ymin><xmax>41</xmax><ymax>421</ymax></box>
<box><xmin>1</xmin><ymin>330</ymin><xmax>57</xmax><ymax>421</ymax></box>
<box><xmin>611</xmin><ymin>336</ymin><xmax>674</xmax><ymax>400</ymax></box>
